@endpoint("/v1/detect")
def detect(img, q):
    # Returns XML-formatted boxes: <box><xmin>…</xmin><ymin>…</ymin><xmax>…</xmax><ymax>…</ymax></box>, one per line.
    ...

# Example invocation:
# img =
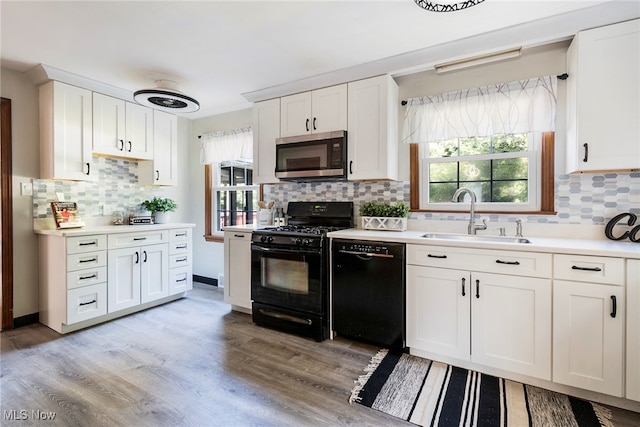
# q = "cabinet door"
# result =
<box><xmin>347</xmin><ymin>75</ymin><xmax>398</xmax><ymax>180</ymax></box>
<box><xmin>472</xmin><ymin>272</ymin><xmax>552</xmax><ymax>380</ymax></box>
<box><xmin>223</xmin><ymin>231</ymin><xmax>252</xmax><ymax>310</ymax></box>
<box><xmin>311</xmin><ymin>84</ymin><xmax>347</xmax><ymax>133</ymax></box>
<box><xmin>280</xmin><ymin>92</ymin><xmax>312</xmax><ymax>137</ymax></box>
<box><xmin>567</xmin><ymin>19</ymin><xmax>640</xmax><ymax>172</ymax></box>
<box><xmin>139</xmin><ymin>110</ymin><xmax>177</xmax><ymax>185</ymax></box>
<box><xmin>553</xmin><ymin>280</ymin><xmax>624</xmax><ymax>396</ymax></box>
<box><xmin>124</xmin><ymin>102</ymin><xmax>154</xmax><ymax>159</ymax></box>
<box><xmin>140</xmin><ymin>243</ymin><xmax>169</xmax><ymax>303</ymax></box>
<box><xmin>406</xmin><ymin>265</ymin><xmax>470</xmax><ymax>361</ymax></box>
<box><xmin>628</xmin><ymin>259</ymin><xmax>640</xmax><ymax>402</ymax></box>
<box><xmin>40</xmin><ymin>81</ymin><xmax>94</xmax><ymax>181</ymax></box>
<box><xmin>108</xmin><ymin>247</ymin><xmax>142</xmax><ymax>313</ymax></box>
<box><xmin>92</xmin><ymin>93</ymin><xmax>126</xmax><ymax>157</ymax></box>
<box><xmin>253</xmin><ymin>98</ymin><xmax>280</xmax><ymax>184</ymax></box>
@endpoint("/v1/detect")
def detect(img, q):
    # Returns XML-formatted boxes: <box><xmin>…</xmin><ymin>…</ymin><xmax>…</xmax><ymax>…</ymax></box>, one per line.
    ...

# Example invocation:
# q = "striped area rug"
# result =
<box><xmin>350</xmin><ymin>349</ymin><xmax>614</xmax><ymax>427</ymax></box>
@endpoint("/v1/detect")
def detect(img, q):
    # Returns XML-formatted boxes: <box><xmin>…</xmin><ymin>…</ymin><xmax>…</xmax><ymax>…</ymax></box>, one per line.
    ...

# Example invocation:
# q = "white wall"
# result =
<box><xmin>1</xmin><ymin>68</ymin><xmax>41</xmax><ymax>317</ymax></box>
<box><xmin>188</xmin><ymin>109</ymin><xmax>252</xmax><ymax>281</ymax></box>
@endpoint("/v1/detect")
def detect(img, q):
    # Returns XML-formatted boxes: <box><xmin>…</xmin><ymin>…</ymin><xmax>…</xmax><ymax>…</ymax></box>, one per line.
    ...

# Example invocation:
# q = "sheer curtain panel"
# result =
<box><xmin>200</xmin><ymin>127</ymin><xmax>253</xmax><ymax>165</ymax></box>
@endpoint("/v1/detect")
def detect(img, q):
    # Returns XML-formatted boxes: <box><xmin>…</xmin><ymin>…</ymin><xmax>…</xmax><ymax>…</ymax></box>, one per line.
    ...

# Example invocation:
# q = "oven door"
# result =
<box><xmin>251</xmin><ymin>244</ymin><xmax>325</xmax><ymax>315</ymax></box>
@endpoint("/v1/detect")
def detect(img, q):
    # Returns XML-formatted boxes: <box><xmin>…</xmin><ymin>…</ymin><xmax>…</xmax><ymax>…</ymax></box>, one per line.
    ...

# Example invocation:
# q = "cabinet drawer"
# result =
<box><xmin>170</xmin><ymin>241</ymin><xmax>190</xmax><ymax>255</ymax></box>
<box><xmin>554</xmin><ymin>254</ymin><xmax>624</xmax><ymax>285</ymax></box>
<box><xmin>108</xmin><ymin>230</ymin><xmax>169</xmax><ymax>249</ymax></box>
<box><xmin>169</xmin><ymin>228</ymin><xmax>191</xmax><ymax>242</ymax></box>
<box><xmin>67</xmin><ymin>283</ymin><xmax>107</xmax><ymax>324</ymax></box>
<box><xmin>66</xmin><ymin>251</ymin><xmax>107</xmax><ymax>272</ymax></box>
<box><xmin>67</xmin><ymin>266</ymin><xmax>107</xmax><ymax>290</ymax></box>
<box><xmin>407</xmin><ymin>244</ymin><xmax>552</xmax><ymax>278</ymax></box>
<box><xmin>67</xmin><ymin>235</ymin><xmax>107</xmax><ymax>254</ymax></box>
<box><xmin>170</xmin><ymin>253</ymin><xmax>191</xmax><ymax>269</ymax></box>
<box><xmin>169</xmin><ymin>266</ymin><xmax>193</xmax><ymax>294</ymax></box>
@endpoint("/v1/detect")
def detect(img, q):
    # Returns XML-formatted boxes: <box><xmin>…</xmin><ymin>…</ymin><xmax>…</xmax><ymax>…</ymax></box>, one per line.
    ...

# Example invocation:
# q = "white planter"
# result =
<box><xmin>154</xmin><ymin>211</ymin><xmax>170</xmax><ymax>224</ymax></box>
<box><xmin>361</xmin><ymin>216</ymin><xmax>407</xmax><ymax>231</ymax></box>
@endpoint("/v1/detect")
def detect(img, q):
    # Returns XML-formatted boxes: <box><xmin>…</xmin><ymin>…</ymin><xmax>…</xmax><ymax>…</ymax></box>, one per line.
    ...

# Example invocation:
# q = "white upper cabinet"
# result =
<box><xmin>280</xmin><ymin>84</ymin><xmax>347</xmax><ymax>137</ymax></box>
<box><xmin>139</xmin><ymin>110</ymin><xmax>178</xmax><ymax>186</ymax></box>
<box><xmin>347</xmin><ymin>75</ymin><xmax>399</xmax><ymax>181</ymax></box>
<box><xmin>566</xmin><ymin>19</ymin><xmax>640</xmax><ymax>173</ymax></box>
<box><xmin>92</xmin><ymin>92</ymin><xmax>153</xmax><ymax>160</ymax></box>
<box><xmin>39</xmin><ymin>81</ymin><xmax>95</xmax><ymax>181</ymax></box>
<box><xmin>253</xmin><ymin>98</ymin><xmax>280</xmax><ymax>184</ymax></box>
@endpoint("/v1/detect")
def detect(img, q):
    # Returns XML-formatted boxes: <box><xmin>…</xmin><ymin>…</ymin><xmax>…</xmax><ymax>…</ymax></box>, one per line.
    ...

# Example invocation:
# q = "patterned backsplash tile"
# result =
<box><xmin>32</xmin><ymin>156</ymin><xmax>638</xmax><ymax>226</ymax></box>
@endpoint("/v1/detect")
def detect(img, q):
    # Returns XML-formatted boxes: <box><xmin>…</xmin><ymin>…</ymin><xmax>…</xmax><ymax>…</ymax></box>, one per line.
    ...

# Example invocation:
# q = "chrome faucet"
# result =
<box><xmin>452</xmin><ymin>187</ymin><xmax>487</xmax><ymax>235</ymax></box>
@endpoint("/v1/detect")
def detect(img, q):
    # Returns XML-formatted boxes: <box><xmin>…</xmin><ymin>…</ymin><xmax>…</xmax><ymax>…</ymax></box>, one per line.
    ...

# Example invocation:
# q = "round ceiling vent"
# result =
<box><xmin>133</xmin><ymin>80</ymin><xmax>199</xmax><ymax>113</ymax></box>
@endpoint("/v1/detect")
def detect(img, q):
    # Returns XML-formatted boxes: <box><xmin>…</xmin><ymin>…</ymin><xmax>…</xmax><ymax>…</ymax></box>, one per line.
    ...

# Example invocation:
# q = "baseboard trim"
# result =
<box><xmin>13</xmin><ymin>312</ymin><xmax>39</xmax><ymax>328</ymax></box>
<box><xmin>193</xmin><ymin>275</ymin><xmax>218</xmax><ymax>286</ymax></box>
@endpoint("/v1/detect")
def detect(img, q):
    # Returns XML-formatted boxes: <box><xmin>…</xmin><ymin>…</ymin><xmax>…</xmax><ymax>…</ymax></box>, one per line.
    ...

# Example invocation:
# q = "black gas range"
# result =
<box><xmin>250</xmin><ymin>201</ymin><xmax>353</xmax><ymax>341</ymax></box>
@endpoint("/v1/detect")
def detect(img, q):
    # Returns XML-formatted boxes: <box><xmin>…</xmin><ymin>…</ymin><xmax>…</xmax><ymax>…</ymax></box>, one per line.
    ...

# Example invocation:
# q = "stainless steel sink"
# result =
<box><xmin>421</xmin><ymin>233</ymin><xmax>531</xmax><ymax>244</ymax></box>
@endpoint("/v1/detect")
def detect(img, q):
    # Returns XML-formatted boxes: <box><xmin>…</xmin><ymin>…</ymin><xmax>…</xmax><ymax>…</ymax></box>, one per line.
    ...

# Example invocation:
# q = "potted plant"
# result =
<box><xmin>142</xmin><ymin>197</ymin><xmax>177</xmax><ymax>224</ymax></box>
<box><xmin>360</xmin><ymin>201</ymin><xmax>410</xmax><ymax>231</ymax></box>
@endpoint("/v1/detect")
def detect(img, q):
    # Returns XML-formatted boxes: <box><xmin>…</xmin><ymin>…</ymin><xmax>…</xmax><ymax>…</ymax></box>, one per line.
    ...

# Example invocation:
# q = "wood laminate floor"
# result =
<box><xmin>1</xmin><ymin>284</ymin><xmax>639</xmax><ymax>427</ymax></box>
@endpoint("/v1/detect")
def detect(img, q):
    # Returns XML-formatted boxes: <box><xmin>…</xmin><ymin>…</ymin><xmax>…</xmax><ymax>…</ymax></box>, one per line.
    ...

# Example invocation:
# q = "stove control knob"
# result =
<box><xmin>267</xmin><ymin>236</ymin><xmax>274</xmax><ymax>243</ymax></box>
<box><xmin>295</xmin><ymin>238</ymin><xmax>303</xmax><ymax>245</ymax></box>
<box><xmin>302</xmin><ymin>239</ymin><xmax>312</xmax><ymax>246</ymax></box>
<box><xmin>260</xmin><ymin>236</ymin><xmax>267</xmax><ymax>243</ymax></box>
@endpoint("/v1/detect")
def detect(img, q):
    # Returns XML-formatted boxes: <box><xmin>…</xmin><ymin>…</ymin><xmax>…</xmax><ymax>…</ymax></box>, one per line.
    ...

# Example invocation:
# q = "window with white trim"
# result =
<box><xmin>403</xmin><ymin>76</ymin><xmax>556</xmax><ymax>212</ymax></box>
<box><xmin>214</xmin><ymin>161</ymin><xmax>258</xmax><ymax>230</ymax></box>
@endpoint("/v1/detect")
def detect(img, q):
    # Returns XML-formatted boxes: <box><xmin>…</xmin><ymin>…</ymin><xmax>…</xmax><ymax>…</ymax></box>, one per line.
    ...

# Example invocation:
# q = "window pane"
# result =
<box><xmin>428</xmin><ymin>139</ymin><xmax>458</xmax><ymax>158</ymax></box>
<box><xmin>459</xmin><ymin>137</ymin><xmax>491</xmax><ymax>156</ymax></box>
<box><xmin>493</xmin><ymin>181</ymin><xmax>528</xmax><ymax>203</ymax></box>
<box><xmin>220</xmin><ymin>167</ymin><xmax>231</xmax><ymax>186</ymax></box>
<box><xmin>460</xmin><ymin>160</ymin><xmax>490</xmax><ymax>181</ymax></box>
<box><xmin>233</xmin><ymin>167</ymin><xmax>246</xmax><ymax>186</ymax></box>
<box><xmin>429</xmin><ymin>162</ymin><xmax>458</xmax><ymax>182</ymax></box>
<box><xmin>429</xmin><ymin>183</ymin><xmax>458</xmax><ymax>203</ymax></box>
<box><xmin>493</xmin><ymin>158</ymin><xmax>528</xmax><ymax>180</ymax></box>
<box><xmin>492</xmin><ymin>134</ymin><xmax>528</xmax><ymax>153</ymax></box>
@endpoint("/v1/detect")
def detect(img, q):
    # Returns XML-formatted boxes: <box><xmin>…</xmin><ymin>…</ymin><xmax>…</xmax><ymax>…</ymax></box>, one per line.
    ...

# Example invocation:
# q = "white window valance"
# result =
<box><xmin>402</xmin><ymin>76</ymin><xmax>557</xmax><ymax>144</ymax></box>
<box><xmin>199</xmin><ymin>127</ymin><xmax>253</xmax><ymax>165</ymax></box>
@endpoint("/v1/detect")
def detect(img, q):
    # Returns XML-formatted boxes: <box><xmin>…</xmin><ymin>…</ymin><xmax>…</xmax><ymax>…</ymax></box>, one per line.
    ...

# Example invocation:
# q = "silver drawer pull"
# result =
<box><xmin>175</xmin><ymin>232</ymin><xmax>187</xmax><ymax>237</ymax></box>
<box><xmin>176</xmin><ymin>245</ymin><xmax>188</xmax><ymax>249</ymax></box>
<box><xmin>79</xmin><ymin>257</ymin><xmax>98</xmax><ymax>263</ymax></box>
<box><xmin>79</xmin><ymin>241</ymin><xmax>97</xmax><ymax>246</ymax></box>
<box><xmin>79</xmin><ymin>299</ymin><xmax>97</xmax><ymax>306</ymax></box>
<box><xmin>176</xmin><ymin>278</ymin><xmax>187</xmax><ymax>283</ymax></box>
<box><xmin>176</xmin><ymin>257</ymin><xmax>188</xmax><ymax>262</ymax></box>
<box><xmin>572</xmin><ymin>265</ymin><xmax>602</xmax><ymax>272</ymax></box>
<box><xmin>133</xmin><ymin>237</ymin><xmax>147</xmax><ymax>241</ymax></box>
<box><xmin>79</xmin><ymin>274</ymin><xmax>97</xmax><ymax>280</ymax></box>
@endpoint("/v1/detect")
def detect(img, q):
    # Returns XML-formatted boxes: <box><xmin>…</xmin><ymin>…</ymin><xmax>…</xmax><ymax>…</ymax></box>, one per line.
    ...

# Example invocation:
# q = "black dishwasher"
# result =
<box><xmin>331</xmin><ymin>239</ymin><xmax>406</xmax><ymax>349</ymax></box>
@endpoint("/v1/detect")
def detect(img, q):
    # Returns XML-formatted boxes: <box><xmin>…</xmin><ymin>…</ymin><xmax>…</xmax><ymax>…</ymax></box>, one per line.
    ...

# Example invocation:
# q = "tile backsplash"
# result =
<box><xmin>32</xmin><ymin>157</ymin><xmax>638</xmax><ymax>227</ymax></box>
<box><xmin>32</xmin><ymin>156</ymin><xmax>162</xmax><ymax>219</ymax></box>
<box><xmin>263</xmin><ymin>172</ymin><xmax>639</xmax><ymax>225</ymax></box>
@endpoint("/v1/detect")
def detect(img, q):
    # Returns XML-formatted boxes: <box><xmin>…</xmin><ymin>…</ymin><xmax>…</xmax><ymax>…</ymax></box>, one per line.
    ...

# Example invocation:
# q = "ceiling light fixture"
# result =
<box><xmin>414</xmin><ymin>0</ymin><xmax>485</xmax><ymax>12</ymax></box>
<box><xmin>434</xmin><ymin>47</ymin><xmax>522</xmax><ymax>73</ymax></box>
<box><xmin>133</xmin><ymin>80</ymin><xmax>199</xmax><ymax>113</ymax></box>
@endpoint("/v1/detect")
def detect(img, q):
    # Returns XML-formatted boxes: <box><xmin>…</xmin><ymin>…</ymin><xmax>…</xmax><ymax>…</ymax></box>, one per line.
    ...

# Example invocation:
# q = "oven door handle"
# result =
<box><xmin>337</xmin><ymin>249</ymin><xmax>395</xmax><ymax>259</ymax></box>
<box><xmin>251</xmin><ymin>245</ymin><xmax>320</xmax><ymax>255</ymax></box>
<box><xmin>258</xmin><ymin>308</ymin><xmax>313</xmax><ymax>325</ymax></box>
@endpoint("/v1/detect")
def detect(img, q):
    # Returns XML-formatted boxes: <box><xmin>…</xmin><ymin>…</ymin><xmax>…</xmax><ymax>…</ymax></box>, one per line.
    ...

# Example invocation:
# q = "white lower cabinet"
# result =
<box><xmin>38</xmin><ymin>226</ymin><xmax>193</xmax><ymax>334</ymax></box>
<box><xmin>108</xmin><ymin>239</ymin><xmax>169</xmax><ymax>311</ymax></box>
<box><xmin>552</xmin><ymin>254</ymin><xmax>625</xmax><ymax>397</ymax></box>
<box><xmin>627</xmin><ymin>259</ymin><xmax>640</xmax><ymax>402</ymax></box>
<box><xmin>406</xmin><ymin>245</ymin><xmax>552</xmax><ymax>380</ymax></box>
<box><xmin>223</xmin><ymin>229</ymin><xmax>252</xmax><ymax>311</ymax></box>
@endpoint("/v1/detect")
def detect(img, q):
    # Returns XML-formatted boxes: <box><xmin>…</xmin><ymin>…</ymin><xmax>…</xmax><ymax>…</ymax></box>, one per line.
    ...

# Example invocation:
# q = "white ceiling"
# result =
<box><xmin>1</xmin><ymin>1</ymin><xmax>639</xmax><ymax>119</ymax></box>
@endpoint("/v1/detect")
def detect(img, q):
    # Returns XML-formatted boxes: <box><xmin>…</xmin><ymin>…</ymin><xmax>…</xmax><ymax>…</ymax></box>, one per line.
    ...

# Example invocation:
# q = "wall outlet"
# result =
<box><xmin>20</xmin><ymin>182</ymin><xmax>33</xmax><ymax>196</ymax></box>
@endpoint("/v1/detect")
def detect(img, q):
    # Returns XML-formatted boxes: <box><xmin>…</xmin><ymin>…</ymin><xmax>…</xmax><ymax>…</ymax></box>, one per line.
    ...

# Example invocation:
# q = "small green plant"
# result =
<box><xmin>142</xmin><ymin>197</ymin><xmax>177</xmax><ymax>213</ymax></box>
<box><xmin>360</xmin><ymin>201</ymin><xmax>409</xmax><ymax>218</ymax></box>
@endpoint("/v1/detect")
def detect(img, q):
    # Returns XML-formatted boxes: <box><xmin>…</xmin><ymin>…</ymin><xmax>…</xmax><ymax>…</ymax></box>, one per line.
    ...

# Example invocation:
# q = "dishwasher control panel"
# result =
<box><xmin>336</xmin><ymin>242</ymin><xmax>392</xmax><ymax>255</ymax></box>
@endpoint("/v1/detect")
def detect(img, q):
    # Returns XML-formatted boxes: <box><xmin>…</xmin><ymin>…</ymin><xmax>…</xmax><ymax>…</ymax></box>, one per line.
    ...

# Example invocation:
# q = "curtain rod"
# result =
<box><xmin>400</xmin><ymin>73</ymin><xmax>569</xmax><ymax>106</ymax></box>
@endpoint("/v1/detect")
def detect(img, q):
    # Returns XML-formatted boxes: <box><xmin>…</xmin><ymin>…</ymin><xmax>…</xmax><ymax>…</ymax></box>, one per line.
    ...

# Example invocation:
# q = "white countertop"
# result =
<box><xmin>328</xmin><ymin>229</ymin><xmax>640</xmax><ymax>259</ymax></box>
<box><xmin>34</xmin><ymin>222</ymin><xmax>196</xmax><ymax>237</ymax></box>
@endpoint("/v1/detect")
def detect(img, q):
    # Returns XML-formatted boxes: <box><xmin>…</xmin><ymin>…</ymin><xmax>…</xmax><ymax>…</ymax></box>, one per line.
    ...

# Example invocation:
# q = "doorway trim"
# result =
<box><xmin>1</xmin><ymin>97</ymin><xmax>14</xmax><ymax>330</ymax></box>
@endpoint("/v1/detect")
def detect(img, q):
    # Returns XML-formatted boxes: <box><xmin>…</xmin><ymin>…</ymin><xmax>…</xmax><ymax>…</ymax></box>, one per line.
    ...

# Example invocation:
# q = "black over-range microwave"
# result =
<box><xmin>275</xmin><ymin>130</ymin><xmax>347</xmax><ymax>181</ymax></box>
